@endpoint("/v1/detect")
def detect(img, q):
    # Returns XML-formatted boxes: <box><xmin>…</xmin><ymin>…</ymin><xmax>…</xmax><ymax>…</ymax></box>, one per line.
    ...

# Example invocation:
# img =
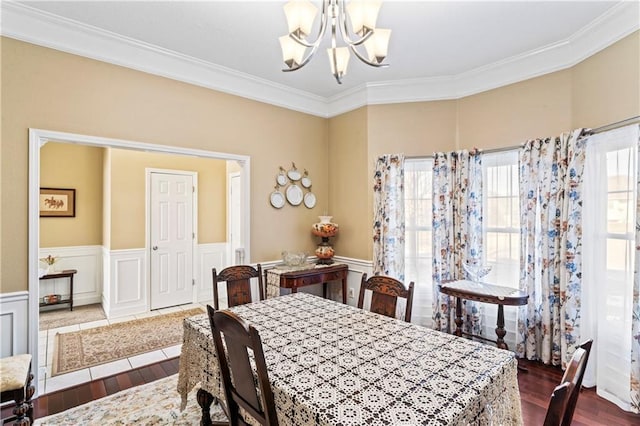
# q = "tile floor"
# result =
<box><xmin>38</xmin><ymin>301</ymin><xmax>211</xmax><ymax>395</ymax></box>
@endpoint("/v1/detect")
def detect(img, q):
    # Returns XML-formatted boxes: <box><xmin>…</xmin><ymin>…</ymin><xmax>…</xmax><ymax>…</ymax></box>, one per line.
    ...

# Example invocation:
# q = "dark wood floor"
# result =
<box><xmin>2</xmin><ymin>357</ymin><xmax>639</xmax><ymax>424</ymax></box>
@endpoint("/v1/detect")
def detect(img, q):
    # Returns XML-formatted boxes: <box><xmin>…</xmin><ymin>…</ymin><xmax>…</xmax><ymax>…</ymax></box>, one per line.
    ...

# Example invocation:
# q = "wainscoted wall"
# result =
<box><xmin>38</xmin><ymin>245</ymin><xmax>102</xmax><ymax>307</ymax></box>
<box><xmin>0</xmin><ymin>292</ymin><xmax>29</xmax><ymax>357</ymax></box>
<box><xmin>196</xmin><ymin>243</ymin><xmax>228</xmax><ymax>302</ymax></box>
<box><xmin>102</xmin><ymin>243</ymin><xmax>228</xmax><ymax>318</ymax></box>
<box><xmin>102</xmin><ymin>247</ymin><xmax>146</xmax><ymax>318</ymax></box>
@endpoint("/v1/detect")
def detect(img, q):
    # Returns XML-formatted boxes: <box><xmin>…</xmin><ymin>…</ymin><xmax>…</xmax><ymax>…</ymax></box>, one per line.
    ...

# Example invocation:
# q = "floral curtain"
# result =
<box><xmin>432</xmin><ymin>150</ymin><xmax>483</xmax><ymax>334</ymax></box>
<box><xmin>517</xmin><ymin>129</ymin><xmax>586</xmax><ymax>366</ymax></box>
<box><xmin>373</xmin><ymin>154</ymin><xmax>405</xmax><ymax>280</ymax></box>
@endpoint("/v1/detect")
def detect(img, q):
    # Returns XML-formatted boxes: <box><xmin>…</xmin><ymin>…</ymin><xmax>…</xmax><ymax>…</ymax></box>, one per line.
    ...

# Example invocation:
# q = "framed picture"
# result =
<box><xmin>40</xmin><ymin>188</ymin><xmax>76</xmax><ymax>217</ymax></box>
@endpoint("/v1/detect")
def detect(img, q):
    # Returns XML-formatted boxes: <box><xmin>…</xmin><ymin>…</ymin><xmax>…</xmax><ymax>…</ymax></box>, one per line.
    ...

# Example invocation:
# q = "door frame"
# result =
<box><xmin>28</xmin><ymin>128</ymin><xmax>251</xmax><ymax>389</ymax></box>
<box><xmin>146</xmin><ymin>168</ymin><xmax>198</xmax><ymax>308</ymax></box>
<box><xmin>227</xmin><ymin>171</ymin><xmax>242</xmax><ymax>264</ymax></box>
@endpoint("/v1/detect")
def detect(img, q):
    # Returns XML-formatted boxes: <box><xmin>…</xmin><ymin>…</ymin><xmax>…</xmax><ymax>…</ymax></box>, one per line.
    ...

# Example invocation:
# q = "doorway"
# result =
<box><xmin>28</xmin><ymin>128</ymin><xmax>252</xmax><ymax>388</ymax></box>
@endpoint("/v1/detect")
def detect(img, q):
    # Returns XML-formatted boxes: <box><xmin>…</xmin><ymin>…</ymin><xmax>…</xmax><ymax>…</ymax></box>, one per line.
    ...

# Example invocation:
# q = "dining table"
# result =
<box><xmin>178</xmin><ymin>293</ymin><xmax>523</xmax><ymax>426</ymax></box>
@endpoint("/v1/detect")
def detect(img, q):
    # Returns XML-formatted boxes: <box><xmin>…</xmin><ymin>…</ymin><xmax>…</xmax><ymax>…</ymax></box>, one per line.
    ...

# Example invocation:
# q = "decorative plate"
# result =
<box><xmin>303</xmin><ymin>192</ymin><xmax>316</xmax><ymax>209</ymax></box>
<box><xmin>276</xmin><ymin>173</ymin><xmax>287</xmax><ymax>186</ymax></box>
<box><xmin>286</xmin><ymin>184</ymin><xmax>303</xmax><ymax>206</ymax></box>
<box><xmin>287</xmin><ymin>163</ymin><xmax>302</xmax><ymax>181</ymax></box>
<box><xmin>270</xmin><ymin>190</ymin><xmax>285</xmax><ymax>209</ymax></box>
<box><xmin>301</xmin><ymin>176</ymin><xmax>312</xmax><ymax>188</ymax></box>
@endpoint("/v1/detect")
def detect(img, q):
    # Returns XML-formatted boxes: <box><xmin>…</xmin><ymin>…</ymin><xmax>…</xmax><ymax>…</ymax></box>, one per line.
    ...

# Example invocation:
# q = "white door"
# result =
<box><xmin>229</xmin><ymin>172</ymin><xmax>242</xmax><ymax>264</ymax></box>
<box><xmin>150</xmin><ymin>172</ymin><xmax>194</xmax><ymax>309</ymax></box>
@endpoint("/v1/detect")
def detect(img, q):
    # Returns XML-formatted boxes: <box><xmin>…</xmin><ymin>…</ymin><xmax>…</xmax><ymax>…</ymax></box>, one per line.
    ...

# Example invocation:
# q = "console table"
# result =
<box><xmin>39</xmin><ymin>269</ymin><xmax>77</xmax><ymax>311</ymax></box>
<box><xmin>438</xmin><ymin>280</ymin><xmax>528</xmax><ymax>350</ymax></box>
<box><xmin>265</xmin><ymin>263</ymin><xmax>348</xmax><ymax>304</ymax></box>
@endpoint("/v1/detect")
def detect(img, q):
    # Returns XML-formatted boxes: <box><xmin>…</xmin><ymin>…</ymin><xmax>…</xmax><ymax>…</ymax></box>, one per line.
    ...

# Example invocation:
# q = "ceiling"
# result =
<box><xmin>2</xmin><ymin>1</ymin><xmax>638</xmax><ymax>116</ymax></box>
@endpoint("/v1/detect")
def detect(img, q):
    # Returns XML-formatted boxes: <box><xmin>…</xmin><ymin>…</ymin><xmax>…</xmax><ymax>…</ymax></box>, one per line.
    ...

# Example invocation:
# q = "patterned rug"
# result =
<box><xmin>39</xmin><ymin>304</ymin><xmax>106</xmax><ymax>330</ymax></box>
<box><xmin>34</xmin><ymin>374</ymin><xmax>227</xmax><ymax>425</ymax></box>
<box><xmin>52</xmin><ymin>308</ymin><xmax>205</xmax><ymax>376</ymax></box>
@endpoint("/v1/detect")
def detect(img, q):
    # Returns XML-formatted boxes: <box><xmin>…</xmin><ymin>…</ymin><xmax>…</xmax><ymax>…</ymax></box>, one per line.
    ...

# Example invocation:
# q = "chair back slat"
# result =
<box><xmin>358</xmin><ymin>274</ymin><xmax>415</xmax><ymax>322</ymax></box>
<box><xmin>207</xmin><ymin>305</ymin><xmax>278</xmax><ymax>426</ymax></box>
<box><xmin>212</xmin><ymin>264</ymin><xmax>264</xmax><ymax>310</ymax></box>
<box><xmin>543</xmin><ymin>339</ymin><xmax>593</xmax><ymax>426</ymax></box>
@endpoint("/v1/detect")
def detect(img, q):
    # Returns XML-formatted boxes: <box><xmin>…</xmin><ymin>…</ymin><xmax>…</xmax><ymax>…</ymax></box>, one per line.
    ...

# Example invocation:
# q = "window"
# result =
<box><xmin>582</xmin><ymin>125</ymin><xmax>638</xmax><ymax>409</ymax></box>
<box><xmin>404</xmin><ymin>158</ymin><xmax>433</xmax><ymax>326</ymax></box>
<box><xmin>481</xmin><ymin>150</ymin><xmax>520</xmax><ymax>288</ymax></box>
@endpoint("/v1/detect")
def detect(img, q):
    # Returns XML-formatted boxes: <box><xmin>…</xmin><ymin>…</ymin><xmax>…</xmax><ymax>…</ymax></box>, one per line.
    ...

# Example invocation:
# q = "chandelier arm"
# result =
<box><xmin>349</xmin><ymin>44</ymin><xmax>390</xmax><ymax>68</ymax></box>
<box><xmin>288</xmin><ymin>0</ymin><xmax>330</xmax><ymax>48</ymax></box>
<box><xmin>282</xmin><ymin>0</ymin><xmax>330</xmax><ymax>72</ymax></box>
<box><xmin>337</xmin><ymin>0</ymin><xmax>373</xmax><ymax>47</ymax></box>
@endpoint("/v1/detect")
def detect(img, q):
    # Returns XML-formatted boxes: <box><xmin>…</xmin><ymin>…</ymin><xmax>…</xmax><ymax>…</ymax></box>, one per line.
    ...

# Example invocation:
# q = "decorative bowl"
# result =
<box><xmin>282</xmin><ymin>251</ymin><xmax>308</xmax><ymax>266</ymax></box>
<box><xmin>462</xmin><ymin>262</ymin><xmax>492</xmax><ymax>282</ymax></box>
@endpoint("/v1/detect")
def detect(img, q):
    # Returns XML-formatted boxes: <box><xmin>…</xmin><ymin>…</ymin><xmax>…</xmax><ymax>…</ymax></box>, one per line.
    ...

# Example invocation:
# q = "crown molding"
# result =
<box><xmin>1</xmin><ymin>2</ymin><xmax>330</xmax><ymax>117</ymax></box>
<box><xmin>331</xmin><ymin>1</ymin><xmax>639</xmax><ymax>114</ymax></box>
<box><xmin>2</xmin><ymin>1</ymin><xmax>638</xmax><ymax>118</ymax></box>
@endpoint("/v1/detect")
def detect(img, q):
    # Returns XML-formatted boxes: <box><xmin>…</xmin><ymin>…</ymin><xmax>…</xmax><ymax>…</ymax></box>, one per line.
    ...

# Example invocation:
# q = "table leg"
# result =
<box><xmin>197</xmin><ymin>388</ymin><xmax>214</xmax><ymax>426</ymax></box>
<box><xmin>291</xmin><ymin>286</ymin><xmax>298</xmax><ymax>293</ymax></box>
<box><xmin>323</xmin><ymin>282</ymin><xmax>327</xmax><ymax>300</ymax></box>
<box><xmin>69</xmin><ymin>274</ymin><xmax>74</xmax><ymax>311</ymax></box>
<box><xmin>453</xmin><ymin>297</ymin><xmax>463</xmax><ymax>337</ymax></box>
<box><xmin>341</xmin><ymin>276</ymin><xmax>347</xmax><ymax>304</ymax></box>
<box><xmin>495</xmin><ymin>304</ymin><xmax>508</xmax><ymax>350</ymax></box>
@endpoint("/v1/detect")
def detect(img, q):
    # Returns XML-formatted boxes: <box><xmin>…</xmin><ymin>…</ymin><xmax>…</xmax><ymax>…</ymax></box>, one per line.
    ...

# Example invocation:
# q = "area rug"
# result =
<box><xmin>52</xmin><ymin>308</ymin><xmax>204</xmax><ymax>376</ymax></box>
<box><xmin>34</xmin><ymin>374</ymin><xmax>227</xmax><ymax>425</ymax></box>
<box><xmin>39</xmin><ymin>303</ymin><xmax>107</xmax><ymax>330</ymax></box>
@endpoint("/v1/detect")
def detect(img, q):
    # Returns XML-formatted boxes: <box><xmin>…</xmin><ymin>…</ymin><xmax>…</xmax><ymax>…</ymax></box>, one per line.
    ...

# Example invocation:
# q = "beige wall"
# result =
<box><xmin>108</xmin><ymin>148</ymin><xmax>227</xmax><ymax>249</ymax></box>
<box><xmin>1</xmin><ymin>31</ymin><xmax>638</xmax><ymax>292</ymax></box>
<box><xmin>1</xmin><ymin>38</ymin><xmax>328</xmax><ymax>293</ymax></box>
<box><xmin>572</xmin><ymin>31</ymin><xmax>640</xmax><ymax>129</ymax></box>
<box><xmin>328</xmin><ymin>108</ymin><xmax>369</xmax><ymax>260</ymax></box>
<box><xmin>40</xmin><ymin>142</ymin><xmax>104</xmax><ymax>247</ymax></box>
<box><xmin>457</xmin><ymin>70</ymin><xmax>573</xmax><ymax>150</ymax></box>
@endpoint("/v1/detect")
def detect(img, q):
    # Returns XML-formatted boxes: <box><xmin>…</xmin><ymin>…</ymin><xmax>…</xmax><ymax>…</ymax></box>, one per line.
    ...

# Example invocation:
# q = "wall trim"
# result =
<box><xmin>2</xmin><ymin>1</ymin><xmax>638</xmax><ymax>117</ymax></box>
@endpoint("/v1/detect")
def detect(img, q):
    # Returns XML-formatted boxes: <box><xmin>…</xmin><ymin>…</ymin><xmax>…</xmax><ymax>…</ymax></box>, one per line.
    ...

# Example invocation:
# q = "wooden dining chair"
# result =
<box><xmin>212</xmin><ymin>264</ymin><xmax>264</xmax><ymax>310</ymax></box>
<box><xmin>207</xmin><ymin>305</ymin><xmax>279</xmax><ymax>426</ymax></box>
<box><xmin>357</xmin><ymin>273</ymin><xmax>415</xmax><ymax>322</ymax></box>
<box><xmin>543</xmin><ymin>339</ymin><xmax>593</xmax><ymax>426</ymax></box>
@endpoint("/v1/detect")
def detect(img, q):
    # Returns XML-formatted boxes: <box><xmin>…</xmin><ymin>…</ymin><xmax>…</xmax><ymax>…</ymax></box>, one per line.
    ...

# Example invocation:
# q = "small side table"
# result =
<box><xmin>438</xmin><ymin>279</ymin><xmax>528</xmax><ymax>350</ymax></box>
<box><xmin>39</xmin><ymin>269</ymin><xmax>78</xmax><ymax>311</ymax></box>
<box><xmin>266</xmin><ymin>264</ymin><xmax>348</xmax><ymax>304</ymax></box>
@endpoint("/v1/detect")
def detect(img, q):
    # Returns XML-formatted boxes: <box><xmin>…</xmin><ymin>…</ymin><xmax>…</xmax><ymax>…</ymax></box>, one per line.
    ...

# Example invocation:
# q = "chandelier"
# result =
<box><xmin>279</xmin><ymin>0</ymin><xmax>391</xmax><ymax>84</ymax></box>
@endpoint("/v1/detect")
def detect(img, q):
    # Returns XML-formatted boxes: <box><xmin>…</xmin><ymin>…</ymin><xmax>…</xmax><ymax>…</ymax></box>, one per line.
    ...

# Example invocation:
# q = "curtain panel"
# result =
<box><xmin>431</xmin><ymin>150</ymin><xmax>483</xmax><ymax>334</ymax></box>
<box><xmin>373</xmin><ymin>154</ymin><xmax>405</xmax><ymax>280</ymax></box>
<box><xmin>517</xmin><ymin>129</ymin><xmax>586</xmax><ymax>366</ymax></box>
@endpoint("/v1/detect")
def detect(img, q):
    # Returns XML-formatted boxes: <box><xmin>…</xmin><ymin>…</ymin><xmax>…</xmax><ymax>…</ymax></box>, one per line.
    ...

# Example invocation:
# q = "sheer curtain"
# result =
<box><xmin>582</xmin><ymin>124</ymin><xmax>640</xmax><ymax>413</ymax></box>
<box><xmin>432</xmin><ymin>150</ymin><xmax>483</xmax><ymax>335</ymax></box>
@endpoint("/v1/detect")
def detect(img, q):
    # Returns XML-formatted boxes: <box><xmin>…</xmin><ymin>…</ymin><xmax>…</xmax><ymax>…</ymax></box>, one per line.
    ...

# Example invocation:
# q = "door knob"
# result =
<box><xmin>152</xmin><ymin>246</ymin><xmax>158</xmax><ymax>251</ymax></box>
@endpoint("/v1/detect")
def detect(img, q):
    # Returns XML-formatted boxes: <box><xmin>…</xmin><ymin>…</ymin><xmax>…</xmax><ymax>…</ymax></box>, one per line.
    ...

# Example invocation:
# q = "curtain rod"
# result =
<box><xmin>406</xmin><ymin>115</ymin><xmax>640</xmax><ymax>159</ymax></box>
<box><xmin>585</xmin><ymin>115</ymin><xmax>640</xmax><ymax>135</ymax></box>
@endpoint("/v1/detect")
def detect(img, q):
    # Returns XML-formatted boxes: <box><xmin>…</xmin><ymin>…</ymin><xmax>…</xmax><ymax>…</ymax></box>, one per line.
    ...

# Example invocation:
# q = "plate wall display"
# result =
<box><xmin>304</xmin><ymin>192</ymin><xmax>316</xmax><ymax>209</ymax></box>
<box><xmin>270</xmin><ymin>190</ymin><xmax>285</xmax><ymax>209</ymax></box>
<box><xmin>286</xmin><ymin>184</ymin><xmax>303</xmax><ymax>206</ymax></box>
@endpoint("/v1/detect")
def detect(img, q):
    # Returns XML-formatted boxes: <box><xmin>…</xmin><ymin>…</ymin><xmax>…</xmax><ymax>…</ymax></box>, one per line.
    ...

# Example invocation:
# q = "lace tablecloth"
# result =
<box><xmin>178</xmin><ymin>293</ymin><xmax>523</xmax><ymax>425</ymax></box>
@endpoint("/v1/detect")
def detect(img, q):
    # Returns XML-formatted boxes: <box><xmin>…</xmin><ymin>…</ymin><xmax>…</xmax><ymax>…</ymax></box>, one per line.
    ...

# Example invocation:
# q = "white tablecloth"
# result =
<box><xmin>178</xmin><ymin>293</ymin><xmax>522</xmax><ymax>425</ymax></box>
